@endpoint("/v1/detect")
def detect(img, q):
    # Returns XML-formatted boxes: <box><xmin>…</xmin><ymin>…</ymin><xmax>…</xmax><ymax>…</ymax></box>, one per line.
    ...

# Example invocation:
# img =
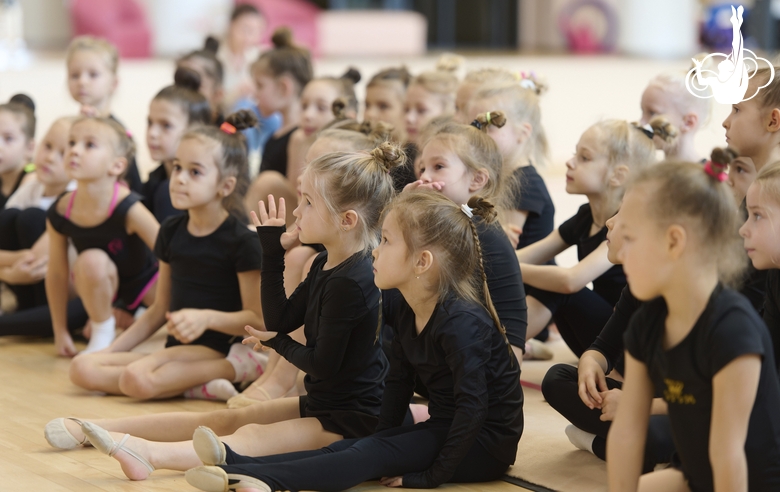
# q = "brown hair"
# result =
<box><xmin>305</xmin><ymin>141</ymin><xmax>402</xmax><ymax>252</ymax></box>
<box><xmin>0</xmin><ymin>93</ymin><xmax>36</xmax><ymax>140</ymax></box>
<box><xmin>66</xmin><ymin>36</ymin><xmax>119</xmax><ymax>73</ymax></box>
<box><xmin>629</xmin><ymin>160</ymin><xmax>747</xmax><ymax>287</ymax></box>
<box><xmin>314</xmin><ymin>68</ymin><xmax>361</xmax><ymax>115</ymax></box>
<box><xmin>367</xmin><ymin>66</ymin><xmax>412</xmax><ymax>102</ymax></box>
<box><xmin>231</xmin><ymin>3</ymin><xmax>262</xmax><ymax>22</ymax></box>
<box><xmin>181</xmin><ymin>110</ymin><xmax>257</xmax><ymax>223</ymax></box>
<box><xmin>382</xmin><ymin>190</ymin><xmax>511</xmax><ymax>355</ymax></box>
<box><xmin>154</xmin><ymin>67</ymin><xmax>213</xmax><ymax>125</ymax></box>
<box><xmin>178</xmin><ymin>36</ymin><xmax>224</xmax><ymax>86</ymax></box>
<box><xmin>421</xmin><ymin>111</ymin><xmax>509</xmax><ymax>207</ymax></box>
<box><xmin>251</xmin><ymin>27</ymin><xmax>312</xmax><ymax>95</ymax></box>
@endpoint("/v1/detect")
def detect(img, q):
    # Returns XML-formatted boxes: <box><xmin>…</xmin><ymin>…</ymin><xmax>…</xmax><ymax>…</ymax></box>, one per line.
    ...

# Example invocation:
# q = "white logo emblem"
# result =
<box><xmin>686</xmin><ymin>5</ymin><xmax>774</xmax><ymax>104</ymax></box>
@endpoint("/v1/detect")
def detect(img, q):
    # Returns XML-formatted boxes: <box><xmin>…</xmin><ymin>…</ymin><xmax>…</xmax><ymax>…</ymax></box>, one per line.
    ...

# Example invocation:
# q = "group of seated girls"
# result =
<box><xmin>1</xmin><ymin>6</ymin><xmax>780</xmax><ymax>490</ymax></box>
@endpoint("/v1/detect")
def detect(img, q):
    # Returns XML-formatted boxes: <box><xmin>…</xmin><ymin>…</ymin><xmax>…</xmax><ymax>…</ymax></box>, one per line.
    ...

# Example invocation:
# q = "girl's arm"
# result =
<box><xmin>45</xmin><ymin>220</ymin><xmax>76</xmax><ymax>357</ymax></box>
<box><xmin>167</xmin><ymin>270</ymin><xmax>264</xmax><ymax>344</ymax></box>
<box><xmin>125</xmin><ymin>201</ymin><xmax>161</xmax><ymax>251</ymax></box>
<box><xmin>515</xmin><ymin>229</ymin><xmax>569</xmax><ymax>265</ymax></box>
<box><xmin>376</xmin><ymin>322</ymin><xmax>417</xmax><ymax>432</ymax></box>
<box><xmin>505</xmin><ymin>209</ymin><xmax>529</xmax><ymax>232</ymax></box>
<box><xmin>709</xmin><ymin>354</ymin><xmax>761</xmax><ymax>492</ymax></box>
<box><xmin>521</xmin><ymin>240</ymin><xmax>613</xmax><ymax>294</ymax></box>
<box><xmin>606</xmin><ymin>353</ymin><xmax>653</xmax><ymax>492</ymax></box>
<box><xmin>0</xmin><ymin>250</ymin><xmax>27</xmax><ymax>267</ymax></box>
<box><xmin>104</xmin><ymin>261</ymin><xmax>171</xmax><ymax>353</ymax></box>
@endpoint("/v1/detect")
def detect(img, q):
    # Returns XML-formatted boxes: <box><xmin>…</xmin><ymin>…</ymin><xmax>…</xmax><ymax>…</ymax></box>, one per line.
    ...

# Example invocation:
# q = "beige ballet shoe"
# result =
<box><xmin>193</xmin><ymin>426</ymin><xmax>226</xmax><ymax>465</ymax></box>
<box><xmin>185</xmin><ymin>465</ymin><xmax>271</xmax><ymax>492</ymax></box>
<box><xmin>44</xmin><ymin>417</ymin><xmax>88</xmax><ymax>449</ymax></box>
<box><xmin>81</xmin><ymin>422</ymin><xmax>154</xmax><ymax>475</ymax></box>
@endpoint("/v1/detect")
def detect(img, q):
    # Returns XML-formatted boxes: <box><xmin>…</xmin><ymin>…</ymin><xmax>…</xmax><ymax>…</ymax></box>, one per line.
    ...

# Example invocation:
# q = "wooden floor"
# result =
<box><xmin>0</xmin><ymin>336</ymin><xmax>532</xmax><ymax>491</ymax></box>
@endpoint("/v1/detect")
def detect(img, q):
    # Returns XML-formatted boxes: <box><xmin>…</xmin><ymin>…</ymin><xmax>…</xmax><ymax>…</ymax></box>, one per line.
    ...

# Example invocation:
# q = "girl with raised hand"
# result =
<box><xmin>516</xmin><ymin>119</ymin><xmax>656</xmax><ymax>359</ymax></box>
<box><xmin>65</xmin><ymin>36</ymin><xmax>142</xmax><ymax>192</ymax></box>
<box><xmin>410</xmin><ymin>112</ymin><xmax>528</xmax><ymax>364</ymax></box>
<box><xmin>184</xmin><ymin>191</ymin><xmax>523</xmax><ymax>492</ymax></box>
<box><xmin>141</xmin><ymin>66</ymin><xmax>213</xmax><ymax>223</ymax></box>
<box><xmin>608</xmin><ymin>161</ymin><xmax>780</xmax><ymax>492</ymax></box>
<box><xmin>466</xmin><ymin>73</ymin><xmax>554</xmax><ymax>250</ymax></box>
<box><xmin>61</xmin><ymin>110</ymin><xmax>264</xmax><ymax>403</ymax></box>
<box><xmin>404</xmin><ymin>54</ymin><xmax>462</xmax><ymax>145</ymax></box>
<box><xmin>46</xmin><ymin>116</ymin><xmax>159</xmax><ymax>356</ymax></box>
<box><xmin>44</xmin><ymin>142</ymin><xmax>400</xmax><ymax>483</ymax></box>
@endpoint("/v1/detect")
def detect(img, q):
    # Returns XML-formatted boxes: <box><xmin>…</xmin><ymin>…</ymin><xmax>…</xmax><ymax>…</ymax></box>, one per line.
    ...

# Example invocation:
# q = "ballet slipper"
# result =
<box><xmin>193</xmin><ymin>426</ymin><xmax>226</xmax><ymax>466</ymax></box>
<box><xmin>44</xmin><ymin>417</ymin><xmax>88</xmax><ymax>449</ymax></box>
<box><xmin>523</xmin><ymin>338</ymin><xmax>554</xmax><ymax>361</ymax></box>
<box><xmin>81</xmin><ymin>421</ymin><xmax>154</xmax><ymax>480</ymax></box>
<box><xmin>185</xmin><ymin>465</ymin><xmax>271</xmax><ymax>492</ymax></box>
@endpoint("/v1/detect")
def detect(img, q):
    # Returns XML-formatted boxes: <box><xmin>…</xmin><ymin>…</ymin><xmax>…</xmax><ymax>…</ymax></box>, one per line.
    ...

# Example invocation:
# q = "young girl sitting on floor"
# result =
<box><xmin>516</xmin><ymin>119</ymin><xmax>661</xmax><ymax>359</ymax></box>
<box><xmin>404</xmin><ymin>54</ymin><xmax>462</xmax><ymax>146</ymax></box>
<box><xmin>184</xmin><ymin>191</ymin><xmax>524</xmax><ymax>492</ymax></box>
<box><xmin>0</xmin><ymin>94</ymin><xmax>35</xmax><ymax>210</ymax></box>
<box><xmin>45</xmin><ymin>142</ymin><xmax>402</xmax><ymax>482</ymax></box>
<box><xmin>63</xmin><ymin>111</ymin><xmax>264</xmax><ymax>401</ymax></box>
<box><xmin>608</xmin><ymin>160</ymin><xmax>780</xmax><ymax>492</ymax></box>
<box><xmin>46</xmin><ymin>116</ymin><xmax>159</xmax><ymax>356</ymax></box>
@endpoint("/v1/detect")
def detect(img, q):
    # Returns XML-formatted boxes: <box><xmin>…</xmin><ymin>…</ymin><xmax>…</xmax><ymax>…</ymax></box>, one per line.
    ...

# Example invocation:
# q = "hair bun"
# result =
<box><xmin>174</xmin><ymin>66</ymin><xmax>202</xmax><ymax>92</ymax></box>
<box><xmin>9</xmin><ymin>93</ymin><xmax>35</xmax><ymax>113</ymax></box>
<box><xmin>341</xmin><ymin>67</ymin><xmax>361</xmax><ymax>85</ymax></box>
<box><xmin>204</xmin><ymin>36</ymin><xmax>220</xmax><ymax>53</ymax></box>
<box><xmin>473</xmin><ymin>110</ymin><xmax>506</xmax><ymax>131</ymax></box>
<box><xmin>370</xmin><ymin>141</ymin><xmax>405</xmax><ymax>173</ymax></box>
<box><xmin>225</xmin><ymin>109</ymin><xmax>259</xmax><ymax>132</ymax></box>
<box><xmin>711</xmin><ymin>146</ymin><xmax>738</xmax><ymax>167</ymax></box>
<box><xmin>332</xmin><ymin>98</ymin><xmax>348</xmax><ymax>119</ymax></box>
<box><xmin>271</xmin><ymin>27</ymin><xmax>294</xmax><ymax>49</ymax></box>
<box><xmin>648</xmin><ymin>116</ymin><xmax>679</xmax><ymax>144</ymax></box>
<box><xmin>361</xmin><ymin>120</ymin><xmax>394</xmax><ymax>144</ymax></box>
<box><xmin>435</xmin><ymin>53</ymin><xmax>464</xmax><ymax>74</ymax></box>
<box><xmin>467</xmin><ymin>196</ymin><xmax>498</xmax><ymax>224</ymax></box>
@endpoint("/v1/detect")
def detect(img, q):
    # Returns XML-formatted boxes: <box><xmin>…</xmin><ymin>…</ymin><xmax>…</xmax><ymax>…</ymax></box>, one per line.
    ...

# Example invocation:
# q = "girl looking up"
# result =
<box><xmin>184</xmin><ymin>191</ymin><xmax>523</xmax><ymax>492</ymax></box>
<box><xmin>64</xmin><ymin>110</ymin><xmax>264</xmax><ymax>401</ymax></box>
<box><xmin>517</xmin><ymin>119</ymin><xmax>657</xmax><ymax>359</ymax></box>
<box><xmin>46</xmin><ymin>117</ymin><xmax>159</xmax><ymax>356</ymax></box>
<box><xmin>608</xmin><ymin>161</ymin><xmax>780</xmax><ymax>492</ymax></box>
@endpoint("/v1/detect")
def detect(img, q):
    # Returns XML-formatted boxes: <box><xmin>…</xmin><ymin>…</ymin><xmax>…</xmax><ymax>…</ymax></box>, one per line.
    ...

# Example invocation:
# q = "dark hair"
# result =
<box><xmin>154</xmin><ymin>67</ymin><xmax>213</xmax><ymax>125</ymax></box>
<box><xmin>231</xmin><ymin>3</ymin><xmax>262</xmax><ymax>22</ymax></box>
<box><xmin>251</xmin><ymin>27</ymin><xmax>312</xmax><ymax>95</ymax></box>
<box><xmin>181</xmin><ymin>110</ymin><xmax>257</xmax><ymax>223</ymax></box>
<box><xmin>178</xmin><ymin>37</ymin><xmax>224</xmax><ymax>86</ymax></box>
<box><xmin>367</xmin><ymin>66</ymin><xmax>412</xmax><ymax>90</ymax></box>
<box><xmin>0</xmin><ymin>93</ymin><xmax>36</xmax><ymax>140</ymax></box>
<box><xmin>315</xmin><ymin>67</ymin><xmax>361</xmax><ymax>114</ymax></box>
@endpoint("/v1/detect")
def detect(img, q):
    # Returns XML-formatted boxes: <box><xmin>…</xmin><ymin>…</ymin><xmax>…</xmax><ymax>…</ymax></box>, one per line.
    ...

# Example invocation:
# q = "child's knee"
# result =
<box><xmin>118</xmin><ymin>364</ymin><xmax>158</xmax><ymax>400</ymax></box>
<box><xmin>541</xmin><ymin>363</ymin><xmax>576</xmax><ymax>403</ymax></box>
<box><xmin>69</xmin><ymin>354</ymin><xmax>100</xmax><ymax>389</ymax></box>
<box><xmin>73</xmin><ymin>249</ymin><xmax>117</xmax><ymax>283</ymax></box>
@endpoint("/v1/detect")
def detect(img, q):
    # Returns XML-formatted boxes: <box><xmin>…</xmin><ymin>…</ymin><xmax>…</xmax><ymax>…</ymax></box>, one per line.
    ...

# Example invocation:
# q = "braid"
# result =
<box><xmin>466</xmin><ymin>216</ymin><xmax>514</xmax><ymax>365</ymax></box>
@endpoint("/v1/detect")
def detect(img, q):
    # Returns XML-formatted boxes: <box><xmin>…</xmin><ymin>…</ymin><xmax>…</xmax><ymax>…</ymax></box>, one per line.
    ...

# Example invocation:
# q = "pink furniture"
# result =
<box><xmin>70</xmin><ymin>0</ymin><xmax>152</xmax><ymax>58</ymax></box>
<box><xmin>236</xmin><ymin>0</ymin><xmax>320</xmax><ymax>55</ymax></box>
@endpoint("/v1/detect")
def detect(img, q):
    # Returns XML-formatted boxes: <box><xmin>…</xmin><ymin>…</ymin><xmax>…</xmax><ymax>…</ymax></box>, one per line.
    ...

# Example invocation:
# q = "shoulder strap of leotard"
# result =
<box><xmin>64</xmin><ymin>190</ymin><xmax>77</xmax><ymax>219</ymax></box>
<box><xmin>107</xmin><ymin>182</ymin><xmax>120</xmax><ymax>216</ymax></box>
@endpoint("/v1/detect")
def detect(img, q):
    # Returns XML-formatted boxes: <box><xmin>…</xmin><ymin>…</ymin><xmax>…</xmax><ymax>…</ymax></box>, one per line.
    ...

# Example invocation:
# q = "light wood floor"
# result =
<box><xmin>0</xmin><ymin>336</ymin><xmax>532</xmax><ymax>491</ymax></box>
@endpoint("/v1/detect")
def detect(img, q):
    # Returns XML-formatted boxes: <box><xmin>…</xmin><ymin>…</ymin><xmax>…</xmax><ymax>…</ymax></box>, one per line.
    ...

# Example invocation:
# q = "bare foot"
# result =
<box><xmin>104</xmin><ymin>431</ymin><xmax>155</xmax><ymax>481</ymax></box>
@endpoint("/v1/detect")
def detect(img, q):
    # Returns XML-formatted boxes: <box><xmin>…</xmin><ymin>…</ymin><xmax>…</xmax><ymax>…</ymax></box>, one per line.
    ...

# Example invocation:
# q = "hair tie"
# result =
<box><xmin>461</xmin><ymin>203</ymin><xmax>473</xmax><ymax>218</ymax></box>
<box><xmin>470</xmin><ymin>119</ymin><xmax>482</xmax><ymax>130</ymax></box>
<box><xmin>632</xmin><ymin>123</ymin><xmax>654</xmax><ymax>140</ymax></box>
<box><xmin>220</xmin><ymin>122</ymin><xmax>237</xmax><ymax>134</ymax></box>
<box><xmin>704</xmin><ymin>161</ymin><xmax>728</xmax><ymax>182</ymax></box>
<box><xmin>125</xmin><ymin>129</ymin><xmax>133</xmax><ymax>139</ymax></box>
<box><xmin>485</xmin><ymin>112</ymin><xmax>491</xmax><ymax>125</ymax></box>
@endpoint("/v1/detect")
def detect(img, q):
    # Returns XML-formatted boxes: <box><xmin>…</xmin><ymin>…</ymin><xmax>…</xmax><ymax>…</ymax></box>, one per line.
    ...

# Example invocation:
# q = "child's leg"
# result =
<box><xmin>553</xmin><ymin>288</ymin><xmax>614</xmax><ymax>358</ymax></box>
<box><xmin>69</xmin><ymin>351</ymin><xmax>147</xmax><ymax>393</ymax></box>
<box><xmin>638</xmin><ymin>468</ymin><xmax>690</xmax><ymax>492</ymax></box>
<box><xmin>525</xmin><ymin>295</ymin><xmax>554</xmax><ymax>340</ymax></box>
<box><xmin>244</xmin><ymin>171</ymin><xmax>296</xmax><ymax>226</ymax></box>
<box><xmin>72</xmin><ymin>248</ymin><xmax>119</xmax><ymax>352</ymax></box>
<box><xmin>0</xmin><ymin>298</ymin><xmax>88</xmax><ymax>337</ymax></box>
<box><xmin>117</xmin><ymin>345</ymin><xmax>235</xmax><ymax>400</ymax></box>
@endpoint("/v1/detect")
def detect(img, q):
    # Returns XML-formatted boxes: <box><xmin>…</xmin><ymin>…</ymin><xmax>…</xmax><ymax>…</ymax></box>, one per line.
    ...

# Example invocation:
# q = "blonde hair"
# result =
<box><xmin>647</xmin><ymin>69</ymin><xmax>712</xmax><ymax>127</ymax></box>
<box><xmin>410</xmin><ymin>54</ymin><xmax>464</xmax><ymax>112</ymax></box>
<box><xmin>629</xmin><ymin>161</ymin><xmax>746</xmax><ymax>287</ymax></box>
<box><xmin>305</xmin><ymin>141</ymin><xmax>402</xmax><ymax>252</ymax></box>
<box><xmin>66</xmin><ymin>36</ymin><xmax>119</xmax><ymax>73</ymax></box>
<box><xmin>750</xmin><ymin>66</ymin><xmax>780</xmax><ymax>111</ymax></box>
<box><xmin>71</xmin><ymin>116</ymin><xmax>135</xmax><ymax>179</ymax></box>
<box><xmin>591</xmin><ymin>119</ymin><xmax>658</xmax><ymax>169</ymax></box>
<box><xmin>422</xmin><ymin>111</ymin><xmax>510</xmax><ymax>207</ymax></box>
<box><xmin>383</xmin><ymin>190</ymin><xmax>512</xmax><ymax>356</ymax></box>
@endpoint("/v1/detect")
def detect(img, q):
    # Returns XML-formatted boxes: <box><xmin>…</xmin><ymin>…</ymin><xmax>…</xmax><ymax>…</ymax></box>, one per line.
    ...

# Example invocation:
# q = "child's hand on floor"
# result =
<box><xmin>598</xmin><ymin>389</ymin><xmax>622</xmax><ymax>421</ymax></box>
<box><xmin>379</xmin><ymin>476</ymin><xmax>403</xmax><ymax>487</ymax></box>
<box><xmin>165</xmin><ymin>309</ymin><xmax>209</xmax><ymax>344</ymax></box>
<box><xmin>243</xmin><ymin>325</ymin><xmax>276</xmax><ymax>351</ymax></box>
<box><xmin>54</xmin><ymin>332</ymin><xmax>78</xmax><ymax>357</ymax></box>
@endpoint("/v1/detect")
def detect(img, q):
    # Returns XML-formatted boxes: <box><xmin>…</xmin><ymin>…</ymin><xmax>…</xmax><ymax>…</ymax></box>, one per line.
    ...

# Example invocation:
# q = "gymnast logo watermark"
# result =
<box><xmin>686</xmin><ymin>5</ymin><xmax>774</xmax><ymax>104</ymax></box>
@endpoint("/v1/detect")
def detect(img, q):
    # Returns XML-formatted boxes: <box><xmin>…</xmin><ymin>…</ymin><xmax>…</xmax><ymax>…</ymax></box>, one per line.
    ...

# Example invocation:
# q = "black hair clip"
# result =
<box><xmin>632</xmin><ymin>123</ymin><xmax>654</xmax><ymax>140</ymax></box>
<box><xmin>470</xmin><ymin>119</ymin><xmax>482</xmax><ymax>130</ymax></box>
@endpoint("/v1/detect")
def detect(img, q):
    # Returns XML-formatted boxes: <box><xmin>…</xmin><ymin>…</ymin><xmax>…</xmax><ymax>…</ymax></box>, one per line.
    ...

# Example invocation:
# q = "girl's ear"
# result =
<box><xmin>278</xmin><ymin>74</ymin><xmax>296</xmax><ymax>99</ymax></box>
<box><xmin>25</xmin><ymin>138</ymin><xmax>36</xmax><ymax>160</ymax></box>
<box><xmin>109</xmin><ymin>156</ymin><xmax>128</xmax><ymax>178</ymax></box>
<box><xmin>680</xmin><ymin>112</ymin><xmax>698</xmax><ymax>133</ymax></box>
<box><xmin>516</xmin><ymin>122</ymin><xmax>532</xmax><ymax>145</ymax></box>
<box><xmin>767</xmin><ymin>108</ymin><xmax>780</xmax><ymax>133</ymax></box>
<box><xmin>414</xmin><ymin>249</ymin><xmax>434</xmax><ymax>276</ymax></box>
<box><xmin>219</xmin><ymin>175</ymin><xmax>237</xmax><ymax>198</ymax></box>
<box><xmin>666</xmin><ymin>224</ymin><xmax>687</xmax><ymax>259</ymax></box>
<box><xmin>340</xmin><ymin>209</ymin><xmax>359</xmax><ymax>231</ymax></box>
<box><xmin>468</xmin><ymin>168</ymin><xmax>489</xmax><ymax>193</ymax></box>
<box><xmin>608</xmin><ymin>164</ymin><xmax>630</xmax><ymax>188</ymax></box>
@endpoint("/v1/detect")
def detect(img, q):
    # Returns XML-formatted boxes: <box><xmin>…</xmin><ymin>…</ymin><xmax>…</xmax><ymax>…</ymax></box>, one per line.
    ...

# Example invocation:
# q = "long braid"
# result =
<box><xmin>465</xmin><ymin>204</ymin><xmax>514</xmax><ymax>365</ymax></box>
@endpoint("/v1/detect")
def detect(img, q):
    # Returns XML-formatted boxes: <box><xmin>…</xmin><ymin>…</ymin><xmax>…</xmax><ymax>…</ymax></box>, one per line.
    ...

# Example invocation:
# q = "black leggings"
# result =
<box><xmin>0</xmin><ymin>298</ymin><xmax>88</xmax><ymax>337</ymax></box>
<box><xmin>542</xmin><ymin>364</ymin><xmax>675</xmax><ymax>473</ymax></box>
<box><xmin>219</xmin><ymin>422</ymin><xmax>510</xmax><ymax>491</ymax></box>
<box><xmin>527</xmin><ymin>286</ymin><xmax>615</xmax><ymax>357</ymax></box>
<box><xmin>0</xmin><ymin>207</ymin><xmax>47</xmax><ymax>311</ymax></box>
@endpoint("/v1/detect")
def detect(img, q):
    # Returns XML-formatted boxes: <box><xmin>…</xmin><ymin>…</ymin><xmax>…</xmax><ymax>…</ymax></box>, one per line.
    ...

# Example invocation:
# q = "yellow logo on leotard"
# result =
<box><xmin>663</xmin><ymin>379</ymin><xmax>696</xmax><ymax>405</ymax></box>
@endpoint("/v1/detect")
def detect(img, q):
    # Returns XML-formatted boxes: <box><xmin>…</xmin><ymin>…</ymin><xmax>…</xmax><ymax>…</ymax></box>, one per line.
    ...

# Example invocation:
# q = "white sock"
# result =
<box><xmin>184</xmin><ymin>379</ymin><xmax>238</xmax><ymax>401</ymax></box>
<box><xmin>82</xmin><ymin>316</ymin><xmax>116</xmax><ymax>354</ymax></box>
<box><xmin>565</xmin><ymin>424</ymin><xmax>596</xmax><ymax>454</ymax></box>
<box><xmin>226</xmin><ymin>343</ymin><xmax>267</xmax><ymax>383</ymax></box>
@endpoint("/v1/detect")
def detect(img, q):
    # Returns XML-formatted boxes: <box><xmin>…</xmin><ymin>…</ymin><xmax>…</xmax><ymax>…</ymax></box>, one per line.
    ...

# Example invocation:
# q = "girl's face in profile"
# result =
<box><xmin>727</xmin><ymin>156</ymin><xmax>757</xmax><ymax>204</ymax></box>
<box><xmin>740</xmin><ymin>181</ymin><xmax>780</xmax><ymax>270</ymax></box>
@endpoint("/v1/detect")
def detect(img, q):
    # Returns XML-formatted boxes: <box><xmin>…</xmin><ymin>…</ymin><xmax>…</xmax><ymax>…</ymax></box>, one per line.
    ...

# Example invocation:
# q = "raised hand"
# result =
<box><xmin>242</xmin><ymin>325</ymin><xmax>277</xmax><ymax>352</ymax></box>
<box><xmin>255</xmin><ymin>195</ymin><xmax>287</xmax><ymax>228</ymax></box>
